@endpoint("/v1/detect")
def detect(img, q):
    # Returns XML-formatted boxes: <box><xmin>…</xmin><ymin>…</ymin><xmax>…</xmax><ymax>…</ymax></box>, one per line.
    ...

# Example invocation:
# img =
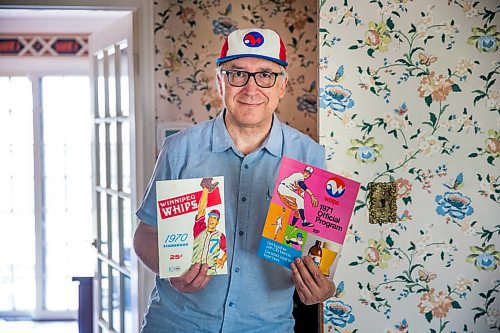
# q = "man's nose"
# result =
<box><xmin>242</xmin><ymin>75</ymin><xmax>259</xmax><ymax>90</ymax></box>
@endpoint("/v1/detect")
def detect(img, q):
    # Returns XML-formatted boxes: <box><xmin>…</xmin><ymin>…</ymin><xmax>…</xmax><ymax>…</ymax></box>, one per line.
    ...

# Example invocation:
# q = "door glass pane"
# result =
<box><xmin>111</xmin><ymin>268</ymin><xmax>121</xmax><ymax>332</ymax></box>
<box><xmin>42</xmin><ymin>76</ymin><xmax>93</xmax><ymax>311</ymax></box>
<box><xmin>100</xmin><ymin>194</ymin><xmax>109</xmax><ymax>256</ymax></box>
<box><xmin>119</xmin><ymin>43</ymin><xmax>129</xmax><ymax>117</ymax></box>
<box><xmin>99</xmin><ymin>260</ymin><xmax>109</xmax><ymax>323</ymax></box>
<box><xmin>107</xmin><ymin>47</ymin><xmax>117</xmax><ymax>117</ymax></box>
<box><xmin>11</xmin><ymin>212</ymin><xmax>36</xmax><ymax>311</ymax></box>
<box><xmin>124</xmin><ymin>274</ymin><xmax>132</xmax><ymax>332</ymax></box>
<box><xmin>123</xmin><ymin>198</ymin><xmax>132</xmax><ymax>269</ymax></box>
<box><xmin>111</xmin><ymin>195</ymin><xmax>120</xmax><ymax>263</ymax></box>
<box><xmin>0</xmin><ymin>77</ymin><xmax>35</xmax><ymax>311</ymax></box>
<box><xmin>97</xmin><ymin>52</ymin><xmax>105</xmax><ymax>118</ymax></box>
<box><xmin>110</xmin><ymin>122</ymin><xmax>118</xmax><ymax>190</ymax></box>
<box><xmin>122</xmin><ymin>120</ymin><xmax>130</xmax><ymax>194</ymax></box>
<box><xmin>99</xmin><ymin>124</ymin><xmax>107</xmax><ymax>187</ymax></box>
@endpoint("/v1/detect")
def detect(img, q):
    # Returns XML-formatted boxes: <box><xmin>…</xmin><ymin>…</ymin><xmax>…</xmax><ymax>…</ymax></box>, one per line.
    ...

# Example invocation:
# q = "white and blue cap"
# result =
<box><xmin>216</xmin><ymin>28</ymin><xmax>288</xmax><ymax>67</ymax></box>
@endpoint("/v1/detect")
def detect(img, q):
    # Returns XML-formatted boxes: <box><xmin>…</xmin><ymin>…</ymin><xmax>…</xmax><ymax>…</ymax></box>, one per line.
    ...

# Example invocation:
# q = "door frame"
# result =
<box><xmin>0</xmin><ymin>1</ymin><xmax>156</xmax><ymax>331</ymax></box>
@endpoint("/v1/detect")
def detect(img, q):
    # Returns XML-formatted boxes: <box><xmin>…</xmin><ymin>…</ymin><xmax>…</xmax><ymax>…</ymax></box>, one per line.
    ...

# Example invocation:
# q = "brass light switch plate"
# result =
<box><xmin>367</xmin><ymin>182</ymin><xmax>397</xmax><ymax>225</ymax></box>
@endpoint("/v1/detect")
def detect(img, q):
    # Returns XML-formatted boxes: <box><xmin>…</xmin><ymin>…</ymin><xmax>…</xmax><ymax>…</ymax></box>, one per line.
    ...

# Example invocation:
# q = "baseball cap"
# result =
<box><xmin>296</xmin><ymin>232</ymin><xmax>303</xmax><ymax>238</ymax></box>
<box><xmin>305</xmin><ymin>166</ymin><xmax>313</xmax><ymax>174</ymax></box>
<box><xmin>208</xmin><ymin>209</ymin><xmax>221</xmax><ymax>219</ymax></box>
<box><xmin>216</xmin><ymin>28</ymin><xmax>288</xmax><ymax>67</ymax></box>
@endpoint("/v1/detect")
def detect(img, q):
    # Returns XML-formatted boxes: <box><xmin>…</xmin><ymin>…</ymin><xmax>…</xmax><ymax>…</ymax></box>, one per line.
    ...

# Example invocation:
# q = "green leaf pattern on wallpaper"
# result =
<box><xmin>320</xmin><ymin>1</ymin><xmax>499</xmax><ymax>332</ymax></box>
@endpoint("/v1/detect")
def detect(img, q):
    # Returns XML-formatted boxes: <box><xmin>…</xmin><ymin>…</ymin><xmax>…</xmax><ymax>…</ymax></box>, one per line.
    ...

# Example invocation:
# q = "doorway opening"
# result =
<box><xmin>0</xmin><ymin>74</ymin><xmax>91</xmax><ymax>326</ymax></box>
<box><xmin>0</xmin><ymin>8</ymin><xmax>132</xmax><ymax>332</ymax></box>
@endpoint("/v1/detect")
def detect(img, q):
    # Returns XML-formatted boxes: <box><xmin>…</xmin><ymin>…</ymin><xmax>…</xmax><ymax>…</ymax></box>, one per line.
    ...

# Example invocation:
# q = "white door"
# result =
<box><xmin>89</xmin><ymin>12</ymin><xmax>135</xmax><ymax>333</ymax></box>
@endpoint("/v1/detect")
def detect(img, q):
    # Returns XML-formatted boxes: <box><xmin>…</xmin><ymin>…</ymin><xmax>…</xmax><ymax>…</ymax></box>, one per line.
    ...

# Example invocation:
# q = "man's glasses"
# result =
<box><xmin>220</xmin><ymin>69</ymin><xmax>282</xmax><ymax>88</ymax></box>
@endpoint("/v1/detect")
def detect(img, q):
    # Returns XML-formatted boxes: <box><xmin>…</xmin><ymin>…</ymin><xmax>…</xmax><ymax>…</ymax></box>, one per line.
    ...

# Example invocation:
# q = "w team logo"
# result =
<box><xmin>326</xmin><ymin>177</ymin><xmax>346</xmax><ymax>198</ymax></box>
<box><xmin>243</xmin><ymin>31</ymin><xmax>264</xmax><ymax>47</ymax></box>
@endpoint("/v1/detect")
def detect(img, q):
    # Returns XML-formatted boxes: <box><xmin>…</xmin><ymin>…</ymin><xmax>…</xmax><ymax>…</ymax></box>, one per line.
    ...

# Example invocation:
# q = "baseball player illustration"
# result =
<box><xmin>271</xmin><ymin>207</ymin><xmax>286</xmax><ymax>240</ymax></box>
<box><xmin>277</xmin><ymin>166</ymin><xmax>318</xmax><ymax>228</ymax></box>
<box><xmin>192</xmin><ymin>177</ymin><xmax>227</xmax><ymax>274</ymax></box>
<box><xmin>285</xmin><ymin>232</ymin><xmax>304</xmax><ymax>251</ymax></box>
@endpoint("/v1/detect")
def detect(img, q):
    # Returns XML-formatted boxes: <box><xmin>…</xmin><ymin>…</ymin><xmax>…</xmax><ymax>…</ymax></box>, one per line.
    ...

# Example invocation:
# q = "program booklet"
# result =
<box><xmin>156</xmin><ymin>176</ymin><xmax>227</xmax><ymax>278</ymax></box>
<box><xmin>257</xmin><ymin>156</ymin><xmax>360</xmax><ymax>281</ymax></box>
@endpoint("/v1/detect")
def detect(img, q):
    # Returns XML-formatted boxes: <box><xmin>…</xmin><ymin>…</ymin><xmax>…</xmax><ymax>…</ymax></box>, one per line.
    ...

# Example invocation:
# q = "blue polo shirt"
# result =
<box><xmin>136</xmin><ymin>110</ymin><xmax>325</xmax><ymax>333</ymax></box>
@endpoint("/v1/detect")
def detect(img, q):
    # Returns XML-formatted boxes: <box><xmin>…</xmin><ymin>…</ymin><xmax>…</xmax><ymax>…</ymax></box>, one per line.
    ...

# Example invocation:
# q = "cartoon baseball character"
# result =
<box><xmin>285</xmin><ymin>232</ymin><xmax>304</xmax><ymax>251</ymax></box>
<box><xmin>192</xmin><ymin>177</ymin><xmax>227</xmax><ymax>274</ymax></box>
<box><xmin>277</xmin><ymin>166</ymin><xmax>318</xmax><ymax>228</ymax></box>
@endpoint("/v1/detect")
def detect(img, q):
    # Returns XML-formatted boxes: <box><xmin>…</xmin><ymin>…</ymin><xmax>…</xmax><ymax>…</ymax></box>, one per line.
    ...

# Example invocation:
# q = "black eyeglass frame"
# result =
<box><xmin>220</xmin><ymin>69</ymin><xmax>283</xmax><ymax>88</ymax></box>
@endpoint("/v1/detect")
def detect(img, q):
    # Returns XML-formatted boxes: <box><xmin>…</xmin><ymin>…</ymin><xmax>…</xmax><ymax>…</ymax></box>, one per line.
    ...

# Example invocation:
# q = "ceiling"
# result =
<box><xmin>0</xmin><ymin>9</ymin><xmax>130</xmax><ymax>34</ymax></box>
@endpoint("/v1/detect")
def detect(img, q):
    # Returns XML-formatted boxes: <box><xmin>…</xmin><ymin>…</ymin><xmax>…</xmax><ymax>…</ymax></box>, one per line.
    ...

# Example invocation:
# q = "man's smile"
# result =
<box><xmin>237</xmin><ymin>100</ymin><xmax>265</xmax><ymax>106</ymax></box>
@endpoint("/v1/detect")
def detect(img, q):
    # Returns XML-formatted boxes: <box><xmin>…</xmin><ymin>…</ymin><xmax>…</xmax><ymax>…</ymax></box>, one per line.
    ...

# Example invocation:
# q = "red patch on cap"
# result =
<box><xmin>279</xmin><ymin>38</ymin><xmax>287</xmax><ymax>64</ymax></box>
<box><xmin>219</xmin><ymin>37</ymin><xmax>229</xmax><ymax>58</ymax></box>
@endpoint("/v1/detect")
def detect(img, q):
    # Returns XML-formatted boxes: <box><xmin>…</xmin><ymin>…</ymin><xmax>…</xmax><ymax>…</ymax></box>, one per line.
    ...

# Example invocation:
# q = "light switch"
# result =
<box><xmin>367</xmin><ymin>182</ymin><xmax>397</xmax><ymax>225</ymax></box>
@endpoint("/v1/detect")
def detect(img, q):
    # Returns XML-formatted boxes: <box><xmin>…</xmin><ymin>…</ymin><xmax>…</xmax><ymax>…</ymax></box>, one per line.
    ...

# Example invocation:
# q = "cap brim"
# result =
<box><xmin>216</xmin><ymin>54</ymin><xmax>288</xmax><ymax>67</ymax></box>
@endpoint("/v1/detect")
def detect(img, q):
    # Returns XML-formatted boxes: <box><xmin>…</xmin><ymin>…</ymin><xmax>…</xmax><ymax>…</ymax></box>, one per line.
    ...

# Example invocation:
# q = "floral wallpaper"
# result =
<box><xmin>153</xmin><ymin>0</ymin><xmax>319</xmax><ymax>139</ymax></box>
<box><xmin>319</xmin><ymin>1</ymin><xmax>499</xmax><ymax>332</ymax></box>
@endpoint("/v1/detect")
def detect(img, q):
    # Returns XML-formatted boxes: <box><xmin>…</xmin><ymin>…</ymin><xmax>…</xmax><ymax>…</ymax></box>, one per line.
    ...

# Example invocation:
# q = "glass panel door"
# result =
<box><xmin>93</xmin><ymin>41</ymin><xmax>133</xmax><ymax>333</ymax></box>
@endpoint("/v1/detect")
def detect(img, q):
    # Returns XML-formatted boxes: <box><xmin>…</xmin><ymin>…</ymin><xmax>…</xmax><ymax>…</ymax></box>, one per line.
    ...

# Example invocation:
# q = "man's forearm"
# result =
<box><xmin>133</xmin><ymin>222</ymin><xmax>160</xmax><ymax>275</ymax></box>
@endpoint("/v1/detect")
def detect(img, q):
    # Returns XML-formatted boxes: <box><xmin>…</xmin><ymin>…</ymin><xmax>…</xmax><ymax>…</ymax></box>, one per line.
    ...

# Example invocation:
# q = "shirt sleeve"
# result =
<box><xmin>314</xmin><ymin>145</ymin><xmax>327</xmax><ymax>169</ymax></box>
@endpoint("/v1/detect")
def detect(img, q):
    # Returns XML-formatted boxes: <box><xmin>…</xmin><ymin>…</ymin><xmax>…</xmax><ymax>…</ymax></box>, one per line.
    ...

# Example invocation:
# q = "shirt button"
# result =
<box><xmin>234</xmin><ymin>267</ymin><xmax>240</xmax><ymax>273</ymax></box>
<box><xmin>228</xmin><ymin>301</ymin><xmax>234</xmax><ymax>307</ymax></box>
<box><xmin>239</xmin><ymin>231</ymin><xmax>244</xmax><ymax>236</ymax></box>
<box><xmin>242</xmin><ymin>197</ymin><xmax>247</xmax><ymax>202</ymax></box>
<box><xmin>244</xmin><ymin>164</ymin><xmax>249</xmax><ymax>169</ymax></box>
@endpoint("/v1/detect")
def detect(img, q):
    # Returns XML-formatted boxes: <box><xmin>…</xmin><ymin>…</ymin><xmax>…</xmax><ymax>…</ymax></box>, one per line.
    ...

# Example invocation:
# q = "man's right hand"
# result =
<box><xmin>169</xmin><ymin>263</ymin><xmax>212</xmax><ymax>294</ymax></box>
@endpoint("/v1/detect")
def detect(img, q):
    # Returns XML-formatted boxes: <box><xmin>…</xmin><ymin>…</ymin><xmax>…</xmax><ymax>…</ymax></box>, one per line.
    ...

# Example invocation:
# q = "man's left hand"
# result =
<box><xmin>291</xmin><ymin>256</ymin><xmax>336</xmax><ymax>305</ymax></box>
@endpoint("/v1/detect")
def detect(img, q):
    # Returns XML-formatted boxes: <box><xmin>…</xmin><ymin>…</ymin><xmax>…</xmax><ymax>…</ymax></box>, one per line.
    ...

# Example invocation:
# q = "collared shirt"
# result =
<box><xmin>136</xmin><ymin>110</ymin><xmax>325</xmax><ymax>333</ymax></box>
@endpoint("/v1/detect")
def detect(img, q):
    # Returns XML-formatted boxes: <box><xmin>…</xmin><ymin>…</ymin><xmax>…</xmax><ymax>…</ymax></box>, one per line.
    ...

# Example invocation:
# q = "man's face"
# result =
<box><xmin>207</xmin><ymin>215</ymin><xmax>220</xmax><ymax>231</ymax></box>
<box><xmin>219</xmin><ymin>57</ymin><xmax>287</xmax><ymax>130</ymax></box>
<box><xmin>303</xmin><ymin>171</ymin><xmax>312</xmax><ymax>179</ymax></box>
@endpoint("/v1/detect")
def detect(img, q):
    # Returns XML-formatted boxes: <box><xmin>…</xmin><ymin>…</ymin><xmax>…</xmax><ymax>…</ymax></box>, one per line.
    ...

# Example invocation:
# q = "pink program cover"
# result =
<box><xmin>257</xmin><ymin>156</ymin><xmax>360</xmax><ymax>281</ymax></box>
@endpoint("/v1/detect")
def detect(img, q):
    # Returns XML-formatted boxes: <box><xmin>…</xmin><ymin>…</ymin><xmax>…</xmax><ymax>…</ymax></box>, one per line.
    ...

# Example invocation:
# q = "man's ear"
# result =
<box><xmin>278</xmin><ymin>75</ymin><xmax>288</xmax><ymax>99</ymax></box>
<box><xmin>216</xmin><ymin>73</ymin><xmax>223</xmax><ymax>96</ymax></box>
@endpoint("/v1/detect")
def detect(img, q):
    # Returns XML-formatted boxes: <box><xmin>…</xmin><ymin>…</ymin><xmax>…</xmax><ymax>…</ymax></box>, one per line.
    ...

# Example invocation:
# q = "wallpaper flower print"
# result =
<box><xmin>466</xmin><ymin>244</ymin><xmax>499</xmax><ymax>271</ymax></box>
<box><xmin>320</xmin><ymin>83</ymin><xmax>355</xmax><ymax>113</ymax></box>
<box><xmin>320</xmin><ymin>1</ymin><xmax>499</xmax><ymax>332</ymax></box>
<box><xmin>467</xmin><ymin>25</ymin><xmax>499</xmax><ymax>52</ymax></box>
<box><xmin>154</xmin><ymin>0</ymin><xmax>319</xmax><ymax>139</ymax></box>
<box><xmin>324</xmin><ymin>299</ymin><xmax>356</xmax><ymax>328</ymax></box>
<box><xmin>435</xmin><ymin>191</ymin><xmax>474</xmax><ymax>220</ymax></box>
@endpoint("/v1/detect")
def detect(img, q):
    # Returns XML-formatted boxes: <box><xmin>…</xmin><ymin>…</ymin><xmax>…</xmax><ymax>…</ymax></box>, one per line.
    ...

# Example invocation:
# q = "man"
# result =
<box><xmin>192</xmin><ymin>177</ymin><xmax>227</xmax><ymax>274</ymax></box>
<box><xmin>134</xmin><ymin>28</ymin><xmax>335</xmax><ymax>332</ymax></box>
<box><xmin>277</xmin><ymin>166</ymin><xmax>318</xmax><ymax>228</ymax></box>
